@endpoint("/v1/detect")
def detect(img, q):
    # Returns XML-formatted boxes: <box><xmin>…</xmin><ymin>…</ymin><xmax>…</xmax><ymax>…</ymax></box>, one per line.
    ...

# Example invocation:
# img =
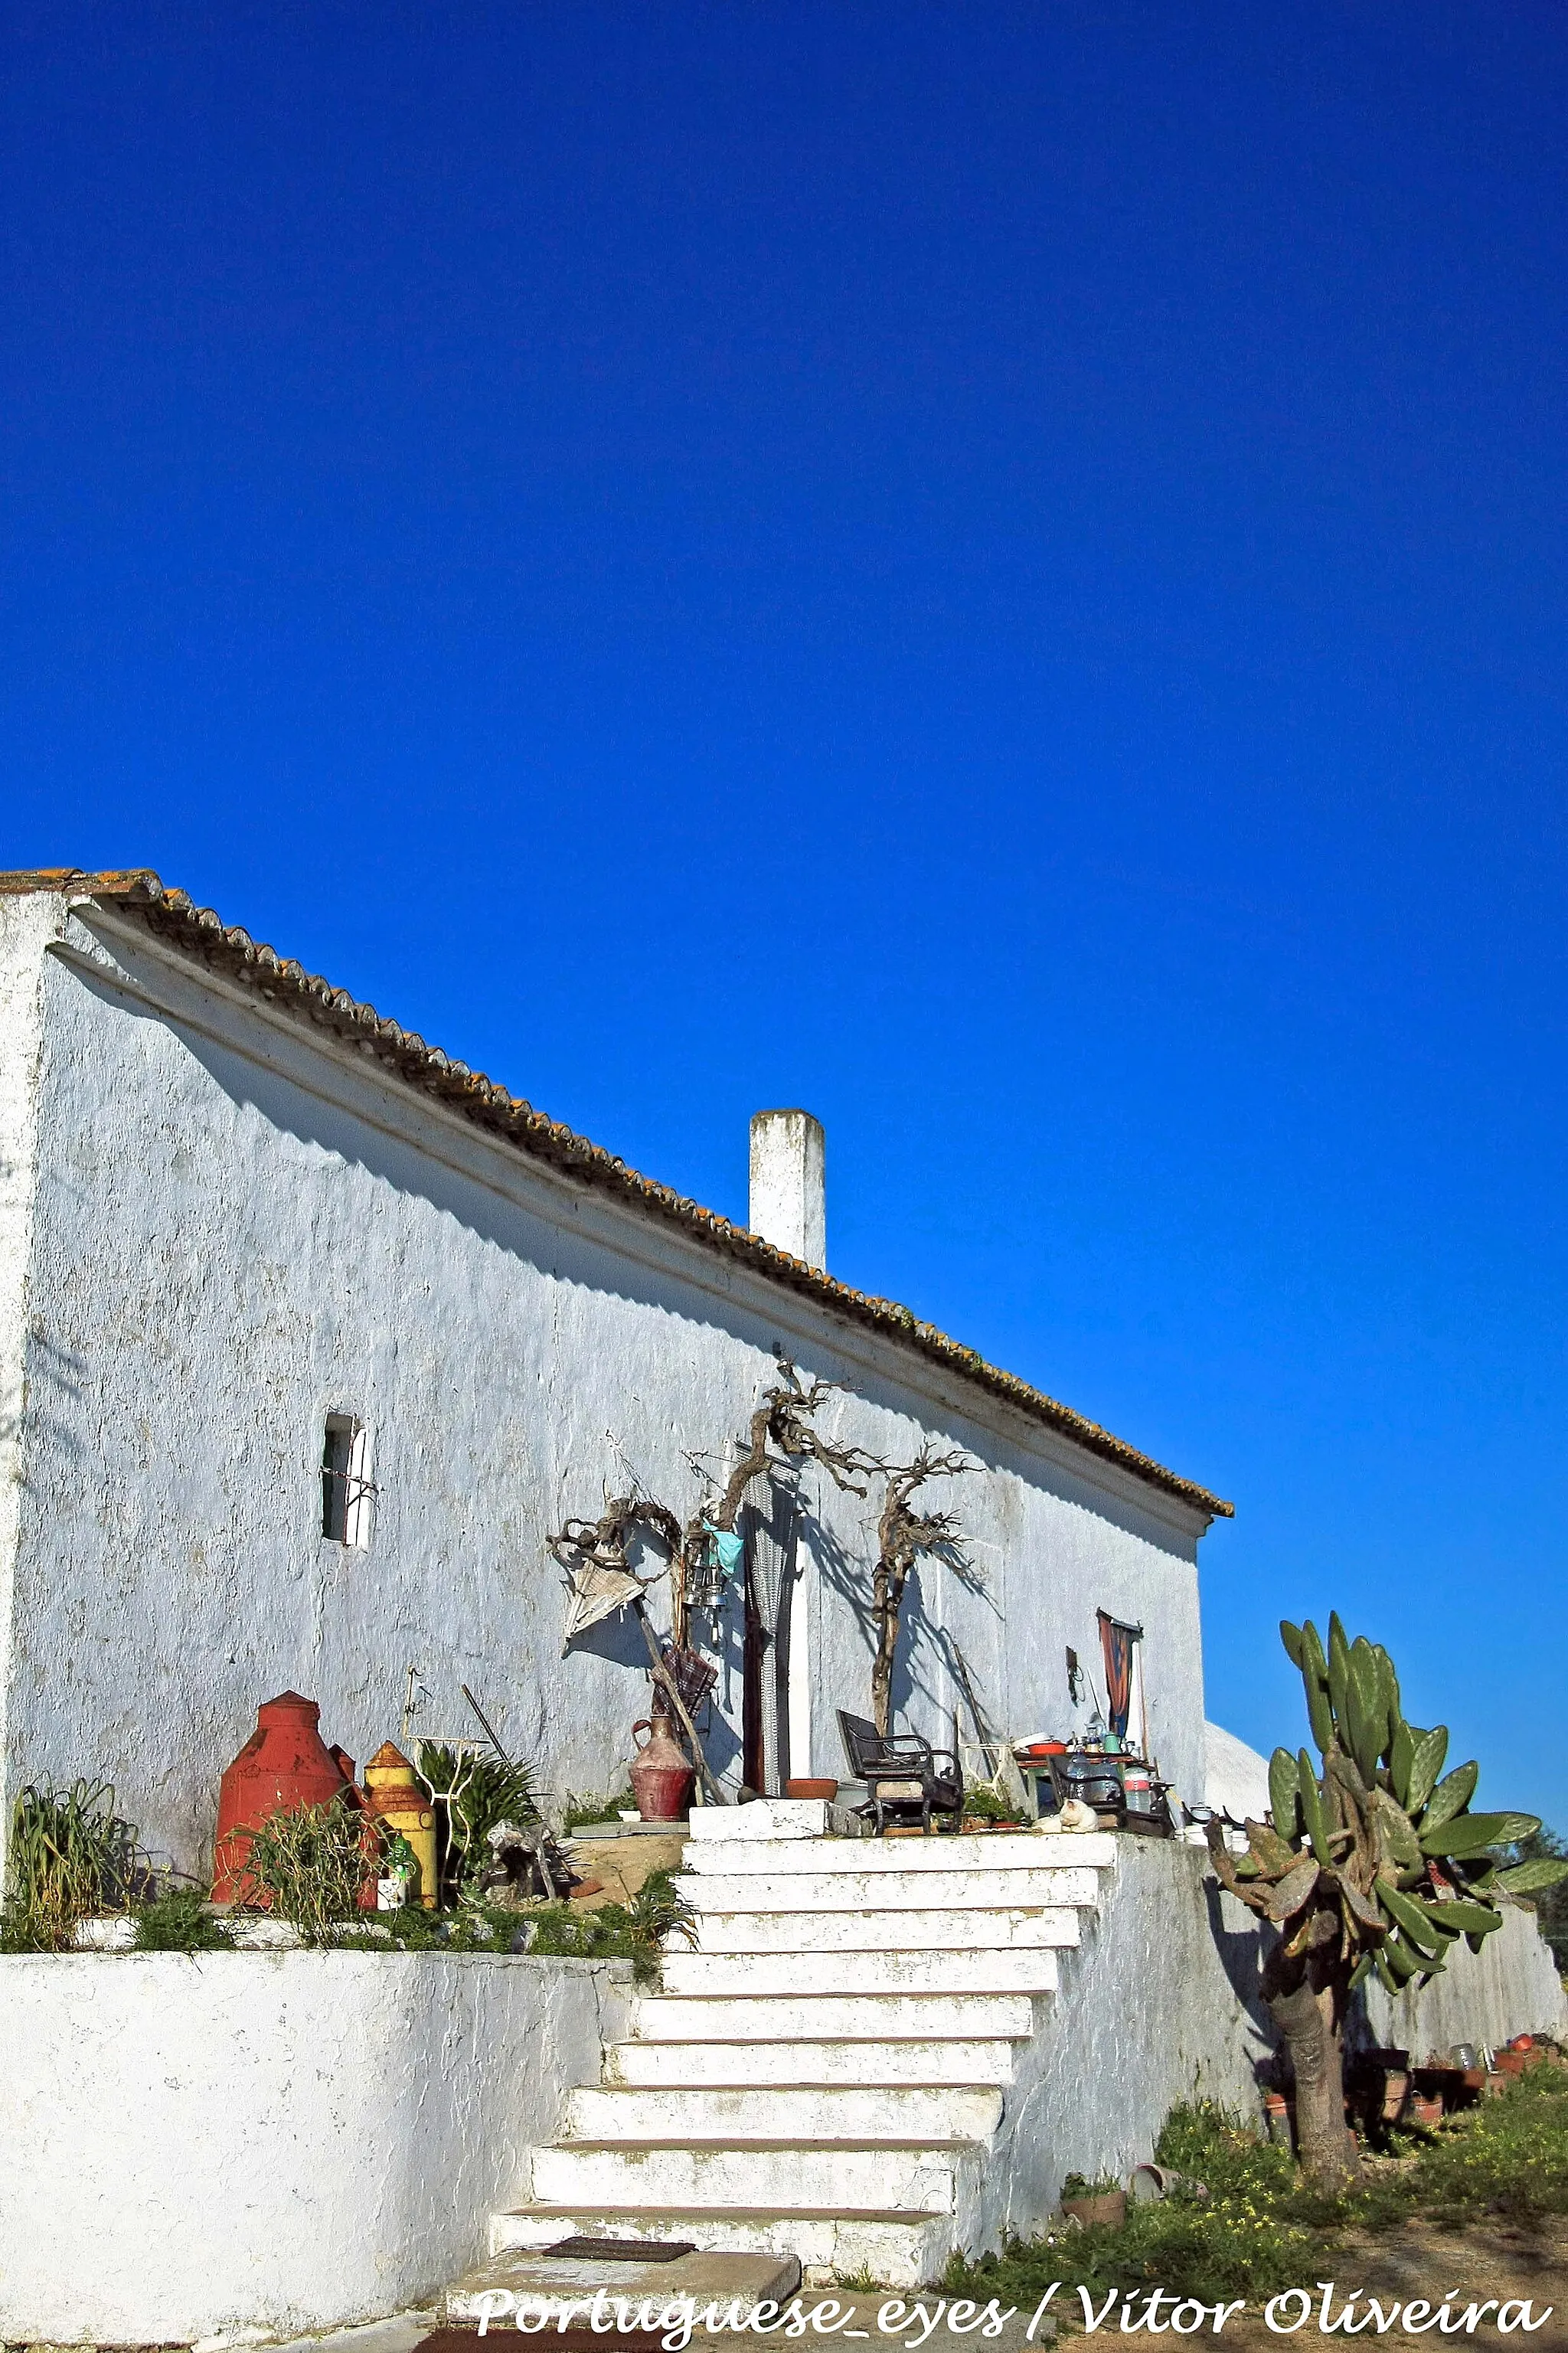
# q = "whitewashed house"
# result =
<box><xmin>0</xmin><ymin>867</ymin><xmax>1232</xmax><ymax>1875</ymax></box>
<box><xmin>5</xmin><ymin>868</ymin><xmax>1566</xmax><ymax>2346</ymax></box>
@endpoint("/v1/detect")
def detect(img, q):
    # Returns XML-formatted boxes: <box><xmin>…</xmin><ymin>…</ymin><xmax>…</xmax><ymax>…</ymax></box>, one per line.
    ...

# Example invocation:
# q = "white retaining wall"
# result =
<box><xmin>2</xmin><ymin>1858</ymin><xmax>1560</xmax><ymax>2337</ymax></box>
<box><xmin>0</xmin><ymin>1949</ymin><xmax>631</xmax><ymax>2345</ymax></box>
<box><xmin>983</xmin><ymin>1844</ymin><xmax>1567</xmax><ymax>2243</ymax></box>
<box><xmin>985</xmin><ymin>1840</ymin><xmax>1269</xmax><ymax>2237</ymax></box>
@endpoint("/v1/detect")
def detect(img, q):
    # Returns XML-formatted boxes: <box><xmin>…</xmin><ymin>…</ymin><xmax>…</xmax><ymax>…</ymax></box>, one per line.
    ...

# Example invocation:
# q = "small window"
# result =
<box><xmin>322</xmin><ymin>1415</ymin><xmax>374</xmax><ymax>1547</ymax></box>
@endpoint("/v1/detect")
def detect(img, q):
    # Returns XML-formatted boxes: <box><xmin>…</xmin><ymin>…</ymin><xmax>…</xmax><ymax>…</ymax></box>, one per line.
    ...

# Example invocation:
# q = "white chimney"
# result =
<box><xmin>749</xmin><ymin>1109</ymin><xmax>826</xmax><ymax>1271</ymax></box>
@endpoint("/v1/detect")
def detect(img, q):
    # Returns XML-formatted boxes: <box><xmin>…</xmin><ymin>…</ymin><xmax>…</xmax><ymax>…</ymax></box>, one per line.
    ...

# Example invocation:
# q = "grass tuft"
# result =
<box><xmin>132</xmin><ymin>1887</ymin><xmax>235</xmax><ymax>1952</ymax></box>
<box><xmin>234</xmin><ymin>1795</ymin><xmax>378</xmax><ymax>1945</ymax></box>
<box><xmin>523</xmin><ymin>1867</ymin><xmax>697</xmax><ymax>1982</ymax></box>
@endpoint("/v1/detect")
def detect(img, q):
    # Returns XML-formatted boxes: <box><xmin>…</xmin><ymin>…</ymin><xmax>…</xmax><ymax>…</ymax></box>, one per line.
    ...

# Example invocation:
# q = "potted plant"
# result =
<box><xmin>1060</xmin><ymin>2172</ymin><xmax>1126</xmax><ymax>2229</ymax></box>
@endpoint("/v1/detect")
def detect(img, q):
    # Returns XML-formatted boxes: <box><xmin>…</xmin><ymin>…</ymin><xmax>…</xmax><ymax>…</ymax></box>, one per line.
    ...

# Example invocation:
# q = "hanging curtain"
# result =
<box><xmin>1096</xmin><ymin>1610</ymin><xmax>1142</xmax><ymax>1741</ymax></box>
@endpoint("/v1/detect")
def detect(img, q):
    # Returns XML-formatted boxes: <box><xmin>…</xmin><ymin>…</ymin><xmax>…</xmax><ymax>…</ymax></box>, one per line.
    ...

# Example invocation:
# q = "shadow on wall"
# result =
<box><xmin>800</xmin><ymin>1486</ymin><xmax>1005</xmax><ymax>1740</ymax></box>
<box><xmin>1204</xmin><ymin>1874</ymin><xmax>1276</xmax><ymax>2049</ymax></box>
<box><xmin>563</xmin><ymin>1587</ymin><xmax>743</xmax><ymax>1788</ymax></box>
<box><xmin>11</xmin><ymin>1325</ymin><xmax>88</xmax><ymax>1478</ymax></box>
<box><xmin>71</xmin><ymin>930</ymin><xmax>1201</xmax><ymax>1568</ymax></box>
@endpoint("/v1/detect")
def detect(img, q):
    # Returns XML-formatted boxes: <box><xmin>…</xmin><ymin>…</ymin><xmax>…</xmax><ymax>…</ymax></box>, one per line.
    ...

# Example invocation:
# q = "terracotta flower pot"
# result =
<box><xmin>786</xmin><ymin>1778</ymin><xmax>838</xmax><ymax>1801</ymax></box>
<box><xmin>1061</xmin><ymin>2189</ymin><xmax>1126</xmax><ymax>2230</ymax></box>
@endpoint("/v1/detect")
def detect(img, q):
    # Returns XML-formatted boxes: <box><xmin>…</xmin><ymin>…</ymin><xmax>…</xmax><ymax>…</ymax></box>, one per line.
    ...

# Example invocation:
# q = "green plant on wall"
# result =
<box><xmin>1207</xmin><ymin>1615</ymin><xmax>1568</xmax><ymax>2191</ymax></box>
<box><xmin>562</xmin><ymin>1787</ymin><xmax>635</xmax><ymax>1831</ymax></box>
<box><xmin>524</xmin><ymin>1866</ymin><xmax>696</xmax><ymax>1982</ymax></box>
<box><xmin>132</xmin><ymin>1886</ymin><xmax>234</xmax><ymax>1952</ymax></box>
<box><xmin>416</xmin><ymin>1743</ymin><xmax>540</xmax><ymax>1904</ymax></box>
<box><xmin>238</xmin><ymin>1793</ymin><xmax>382</xmax><ymax>1945</ymax></box>
<box><xmin>2</xmin><ymin>1779</ymin><xmax>141</xmax><ymax>1951</ymax></box>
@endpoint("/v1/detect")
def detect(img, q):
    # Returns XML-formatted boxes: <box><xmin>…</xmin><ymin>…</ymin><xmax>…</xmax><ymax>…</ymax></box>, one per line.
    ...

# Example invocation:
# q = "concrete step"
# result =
<box><xmin>629</xmin><ymin>1991</ymin><xmax>1037</xmax><ymax>2041</ymax></box>
<box><xmin>675</xmin><ymin>1864</ymin><xmax>1102</xmax><ymax>1912</ymax></box>
<box><xmin>681</xmin><ymin>1831</ymin><xmax>1116</xmax><ymax>1875</ymax></box>
<box><xmin>607</xmin><ymin>2037</ymin><xmax>1018</xmax><ymax>2087</ymax></box>
<box><xmin>690</xmin><ymin>1904</ymin><xmax>1082</xmax><ymax>1954</ymax></box>
<box><xmin>530</xmin><ymin>2139</ymin><xmax>982</xmax><ymax>2219</ymax></box>
<box><xmin>565</xmin><ymin>2083</ymin><xmax>1004</xmax><ymax>2144</ymax></box>
<box><xmin>489</xmin><ymin>2204</ymin><xmax>954</xmax><ymax>2289</ymax></box>
<box><xmin>446</xmin><ymin>2244</ymin><xmax>800</xmax><ymax>2328</ymax></box>
<box><xmin>659</xmin><ymin>1945</ymin><xmax>1062</xmax><ymax>1998</ymax></box>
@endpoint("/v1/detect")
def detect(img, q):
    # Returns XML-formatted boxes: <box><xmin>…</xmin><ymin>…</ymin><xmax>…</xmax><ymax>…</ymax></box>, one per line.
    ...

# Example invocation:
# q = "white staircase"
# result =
<box><xmin>491</xmin><ymin>1801</ymin><xmax>1117</xmax><ymax>2287</ymax></box>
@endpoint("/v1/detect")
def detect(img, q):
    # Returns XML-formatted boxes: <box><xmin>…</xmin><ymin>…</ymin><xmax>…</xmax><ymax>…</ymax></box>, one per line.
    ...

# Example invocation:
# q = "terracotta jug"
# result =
<box><xmin>212</xmin><ymin>1691</ymin><xmax>358</xmax><ymax>1905</ymax></box>
<box><xmin>629</xmin><ymin>1714</ymin><xmax>694</xmax><ymax>1822</ymax></box>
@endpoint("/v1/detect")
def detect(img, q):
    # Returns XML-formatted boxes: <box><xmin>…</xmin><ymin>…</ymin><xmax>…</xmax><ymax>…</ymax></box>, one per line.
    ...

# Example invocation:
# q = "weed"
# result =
<box><xmin>620</xmin><ymin>1865</ymin><xmax>699</xmax><ymax>1952</ymax></box>
<box><xmin>524</xmin><ymin>1868</ymin><xmax>696</xmax><ymax>1982</ymax></box>
<box><xmin>962</xmin><ymin>1783</ymin><xmax>1022</xmax><ymax>1825</ymax></box>
<box><xmin>333</xmin><ymin>1900</ymin><xmax>526</xmax><ymax>1952</ymax></box>
<box><xmin>133</xmin><ymin>1887</ymin><xmax>234</xmax><ymax>1953</ymax></box>
<box><xmin>563</xmin><ymin>1788</ymin><xmax>635</xmax><ymax>1832</ymax></box>
<box><xmin>234</xmin><ymin>1795</ymin><xmax>381</xmax><ymax>1945</ymax></box>
<box><xmin>1409</xmin><ymin>2060</ymin><xmax>1568</xmax><ymax>2226</ymax></box>
<box><xmin>2</xmin><ymin>1779</ymin><xmax>141</xmax><ymax>1951</ymax></box>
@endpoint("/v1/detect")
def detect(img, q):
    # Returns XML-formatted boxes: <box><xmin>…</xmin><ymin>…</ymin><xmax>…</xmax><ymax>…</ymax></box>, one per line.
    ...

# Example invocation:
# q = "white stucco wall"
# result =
<box><xmin>986</xmin><ymin>1841</ymin><xmax>1271</xmax><ymax>2239</ymax></box>
<box><xmin>0</xmin><ymin>894</ymin><xmax>57</xmax><ymax>1858</ymax></box>
<box><xmin>1</xmin><ymin>896</ymin><xmax>1214</xmax><ymax>1876</ymax></box>
<box><xmin>0</xmin><ymin>1948</ymin><xmax>629</xmax><ymax>2343</ymax></box>
<box><xmin>1204</xmin><ymin>1720</ymin><xmax>1272</xmax><ymax>1820</ymax></box>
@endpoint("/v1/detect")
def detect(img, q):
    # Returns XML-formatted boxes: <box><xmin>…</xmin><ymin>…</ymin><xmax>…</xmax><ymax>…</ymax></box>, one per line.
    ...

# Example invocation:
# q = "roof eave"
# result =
<box><xmin>3</xmin><ymin>865</ymin><xmax>1234</xmax><ymax>1524</ymax></box>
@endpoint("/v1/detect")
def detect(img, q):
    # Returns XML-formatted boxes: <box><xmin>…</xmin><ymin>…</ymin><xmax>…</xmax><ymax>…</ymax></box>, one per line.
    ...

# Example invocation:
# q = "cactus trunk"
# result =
<box><xmin>1269</xmin><ymin>1971</ymin><xmax>1359</xmax><ymax>2191</ymax></box>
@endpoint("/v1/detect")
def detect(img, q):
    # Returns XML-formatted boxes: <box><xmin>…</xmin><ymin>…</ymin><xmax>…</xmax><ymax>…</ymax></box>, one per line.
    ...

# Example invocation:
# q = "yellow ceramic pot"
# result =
<box><xmin>362</xmin><ymin>1742</ymin><xmax>438</xmax><ymax>1907</ymax></box>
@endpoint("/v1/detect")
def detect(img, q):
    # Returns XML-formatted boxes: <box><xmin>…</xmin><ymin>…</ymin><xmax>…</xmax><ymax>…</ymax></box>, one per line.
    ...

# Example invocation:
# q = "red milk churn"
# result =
<box><xmin>628</xmin><ymin>1715</ymin><xmax>694</xmax><ymax>1822</ymax></box>
<box><xmin>212</xmin><ymin>1691</ymin><xmax>357</xmax><ymax>1904</ymax></box>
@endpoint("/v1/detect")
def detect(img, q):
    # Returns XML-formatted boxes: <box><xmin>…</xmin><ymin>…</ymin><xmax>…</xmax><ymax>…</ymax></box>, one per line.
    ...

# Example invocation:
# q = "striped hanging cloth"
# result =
<box><xmin>1096</xmin><ymin>1610</ymin><xmax>1142</xmax><ymax>1741</ymax></box>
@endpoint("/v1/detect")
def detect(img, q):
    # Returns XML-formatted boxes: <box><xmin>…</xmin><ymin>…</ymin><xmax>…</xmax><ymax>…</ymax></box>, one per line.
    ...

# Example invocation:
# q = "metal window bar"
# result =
<box><xmin>322</xmin><ymin>1420</ymin><xmax>377</xmax><ymax>1545</ymax></box>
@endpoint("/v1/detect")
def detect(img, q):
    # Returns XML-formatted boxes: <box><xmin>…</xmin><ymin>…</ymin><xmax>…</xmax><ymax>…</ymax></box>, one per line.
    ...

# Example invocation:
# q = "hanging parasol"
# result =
<box><xmin>560</xmin><ymin>1557</ymin><xmax>650</xmax><ymax>1643</ymax></box>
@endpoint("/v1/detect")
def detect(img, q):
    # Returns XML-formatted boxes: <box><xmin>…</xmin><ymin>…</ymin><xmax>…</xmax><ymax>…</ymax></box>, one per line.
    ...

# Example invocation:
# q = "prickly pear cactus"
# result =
<box><xmin>1209</xmin><ymin>1614</ymin><xmax>1567</xmax><ymax>1997</ymax></box>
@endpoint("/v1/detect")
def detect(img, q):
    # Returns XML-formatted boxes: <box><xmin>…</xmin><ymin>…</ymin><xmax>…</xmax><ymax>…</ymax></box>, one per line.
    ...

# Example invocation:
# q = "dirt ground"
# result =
<box><xmin>564</xmin><ymin>1832</ymin><xmax>688</xmax><ymax>1901</ymax></box>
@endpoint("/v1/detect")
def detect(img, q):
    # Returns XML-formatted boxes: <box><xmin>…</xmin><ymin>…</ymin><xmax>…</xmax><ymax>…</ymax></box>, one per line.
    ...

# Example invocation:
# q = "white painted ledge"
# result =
<box><xmin>686</xmin><ymin>1798</ymin><xmax>828</xmax><ymax>1840</ymax></box>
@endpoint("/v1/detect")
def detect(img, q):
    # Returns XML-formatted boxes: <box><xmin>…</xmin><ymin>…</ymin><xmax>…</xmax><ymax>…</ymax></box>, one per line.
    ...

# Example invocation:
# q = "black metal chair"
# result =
<box><xmin>837</xmin><ymin>1709</ymin><xmax>964</xmax><ymax>1836</ymax></box>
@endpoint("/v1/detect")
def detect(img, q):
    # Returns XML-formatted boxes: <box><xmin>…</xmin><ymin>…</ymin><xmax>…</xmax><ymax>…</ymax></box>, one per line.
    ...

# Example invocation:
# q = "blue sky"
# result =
<box><xmin>5</xmin><ymin>5</ymin><xmax>1566</xmax><ymax>1819</ymax></box>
